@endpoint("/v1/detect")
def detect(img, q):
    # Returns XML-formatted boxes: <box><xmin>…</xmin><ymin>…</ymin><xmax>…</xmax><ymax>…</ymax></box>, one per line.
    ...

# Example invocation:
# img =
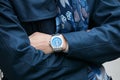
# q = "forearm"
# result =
<box><xmin>0</xmin><ymin>1</ymin><xmax>49</xmax><ymax>79</ymax></box>
<box><xmin>61</xmin><ymin>0</ymin><xmax>120</xmax><ymax>64</ymax></box>
<box><xmin>0</xmin><ymin>22</ymin><xmax>50</xmax><ymax>80</ymax></box>
<box><xmin>63</xmin><ymin>23</ymin><xmax>120</xmax><ymax>64</ymax></box>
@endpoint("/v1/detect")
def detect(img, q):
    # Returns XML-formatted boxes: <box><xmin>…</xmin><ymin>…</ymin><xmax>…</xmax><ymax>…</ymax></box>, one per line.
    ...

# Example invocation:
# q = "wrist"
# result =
<box><xmin>60</xmin><ymin>34</ymin><xmax>68</xmax><ymax>52</ymax></box>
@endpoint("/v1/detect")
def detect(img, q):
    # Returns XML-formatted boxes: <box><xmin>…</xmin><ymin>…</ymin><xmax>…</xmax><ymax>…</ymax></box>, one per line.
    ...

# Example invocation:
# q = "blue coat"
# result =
<box><xmin>0</xmin><ymin>0</ymin><xmax>120</xmax><ymax>80</ymax></box>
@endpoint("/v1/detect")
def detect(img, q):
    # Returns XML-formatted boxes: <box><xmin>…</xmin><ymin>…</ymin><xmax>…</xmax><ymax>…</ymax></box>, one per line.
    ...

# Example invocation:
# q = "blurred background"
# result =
<box><xmin>0</xmin><ymin>58</ymin><xmax>120</xmax><ymax>80</ymax></box>
<box><xmin>103</xmin><ymin>58</ymin><xmax>120</xmax><ymax>80</ymax></box>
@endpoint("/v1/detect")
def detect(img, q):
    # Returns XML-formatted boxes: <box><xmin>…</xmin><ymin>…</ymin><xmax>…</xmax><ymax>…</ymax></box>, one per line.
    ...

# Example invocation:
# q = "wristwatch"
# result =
<box><xmin>50</xmin><ymin>34</ymin><xmax>63</xmax><ymax>52</ymax></box>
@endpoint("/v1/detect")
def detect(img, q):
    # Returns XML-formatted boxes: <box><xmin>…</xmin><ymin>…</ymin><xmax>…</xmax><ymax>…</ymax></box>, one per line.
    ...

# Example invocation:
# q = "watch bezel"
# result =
<box><xmin>50</xmin><ymin>34</ymin><xmax>63</xmax><ymax>52</ymax></box>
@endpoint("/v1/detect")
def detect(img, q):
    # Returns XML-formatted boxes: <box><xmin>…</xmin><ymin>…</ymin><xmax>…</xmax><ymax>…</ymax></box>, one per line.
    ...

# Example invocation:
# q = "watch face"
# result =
<box><xmin>51</xmin><ymin>37</ymin><xmax>62</xmax><ymax>48</ymax></box>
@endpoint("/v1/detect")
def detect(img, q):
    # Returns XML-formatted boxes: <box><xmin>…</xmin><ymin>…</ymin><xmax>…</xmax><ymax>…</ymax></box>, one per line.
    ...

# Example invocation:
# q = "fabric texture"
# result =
<box><xmin>0</xmin><ymin>0</ymin><xmax>120</xmax><ymax>80</ymax></box>
<box><xmin>56</xmin><ymin>0</ymin><xmax>89</xmax><ymax>33</ymax></box>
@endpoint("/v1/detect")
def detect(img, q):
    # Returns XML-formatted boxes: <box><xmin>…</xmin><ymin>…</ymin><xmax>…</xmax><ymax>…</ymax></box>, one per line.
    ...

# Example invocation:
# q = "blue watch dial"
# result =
<box><xmin>52</xmin><ymin>37</ymin><xmax>62</xmax><ymax>47</ymax></box>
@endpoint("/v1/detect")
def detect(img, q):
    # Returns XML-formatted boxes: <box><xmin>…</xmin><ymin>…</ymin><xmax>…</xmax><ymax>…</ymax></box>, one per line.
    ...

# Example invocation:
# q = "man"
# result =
<box><xmin>0</xmin><ymin>0</ymin><xmax>120</xmax><ymax>80</ymax></box>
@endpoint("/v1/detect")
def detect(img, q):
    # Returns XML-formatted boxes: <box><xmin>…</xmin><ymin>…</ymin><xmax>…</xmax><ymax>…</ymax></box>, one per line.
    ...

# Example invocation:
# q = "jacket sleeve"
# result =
<box><xmin>0</xmin><ymin>0</ymin><xmax>49</xmax><ymax>79</ymax></box>
<box><xmin>63</xmin><ymin>0</ymin><xmax>120</xmax><ymax>64</ymax></box>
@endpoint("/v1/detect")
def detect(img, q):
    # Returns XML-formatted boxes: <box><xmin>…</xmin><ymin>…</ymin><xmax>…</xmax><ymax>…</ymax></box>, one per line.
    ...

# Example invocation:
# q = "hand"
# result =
<box><xmin>29</xmin><ymin>32</ymin><xmax>53</xmax><ymax>54</ymax></box>
<box><xmin>29</xmin><ymin>32</ymin><xmax>68</xmax><ymax>54</ymax></box>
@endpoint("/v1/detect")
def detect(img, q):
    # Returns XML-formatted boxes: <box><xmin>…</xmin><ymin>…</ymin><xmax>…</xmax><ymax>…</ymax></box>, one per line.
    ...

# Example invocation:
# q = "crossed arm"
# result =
<box><xmin>29</xmin><ymin>0</ymin><xmax>120</xmax><ymax>63</ymax></box>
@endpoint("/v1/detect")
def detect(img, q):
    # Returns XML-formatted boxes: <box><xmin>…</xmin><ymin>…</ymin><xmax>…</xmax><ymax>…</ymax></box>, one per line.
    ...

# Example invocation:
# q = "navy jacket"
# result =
<box><xmin>0</xmin><ymin>0</ymin><xmax>120</xmax><ymax>80</ymax></box>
